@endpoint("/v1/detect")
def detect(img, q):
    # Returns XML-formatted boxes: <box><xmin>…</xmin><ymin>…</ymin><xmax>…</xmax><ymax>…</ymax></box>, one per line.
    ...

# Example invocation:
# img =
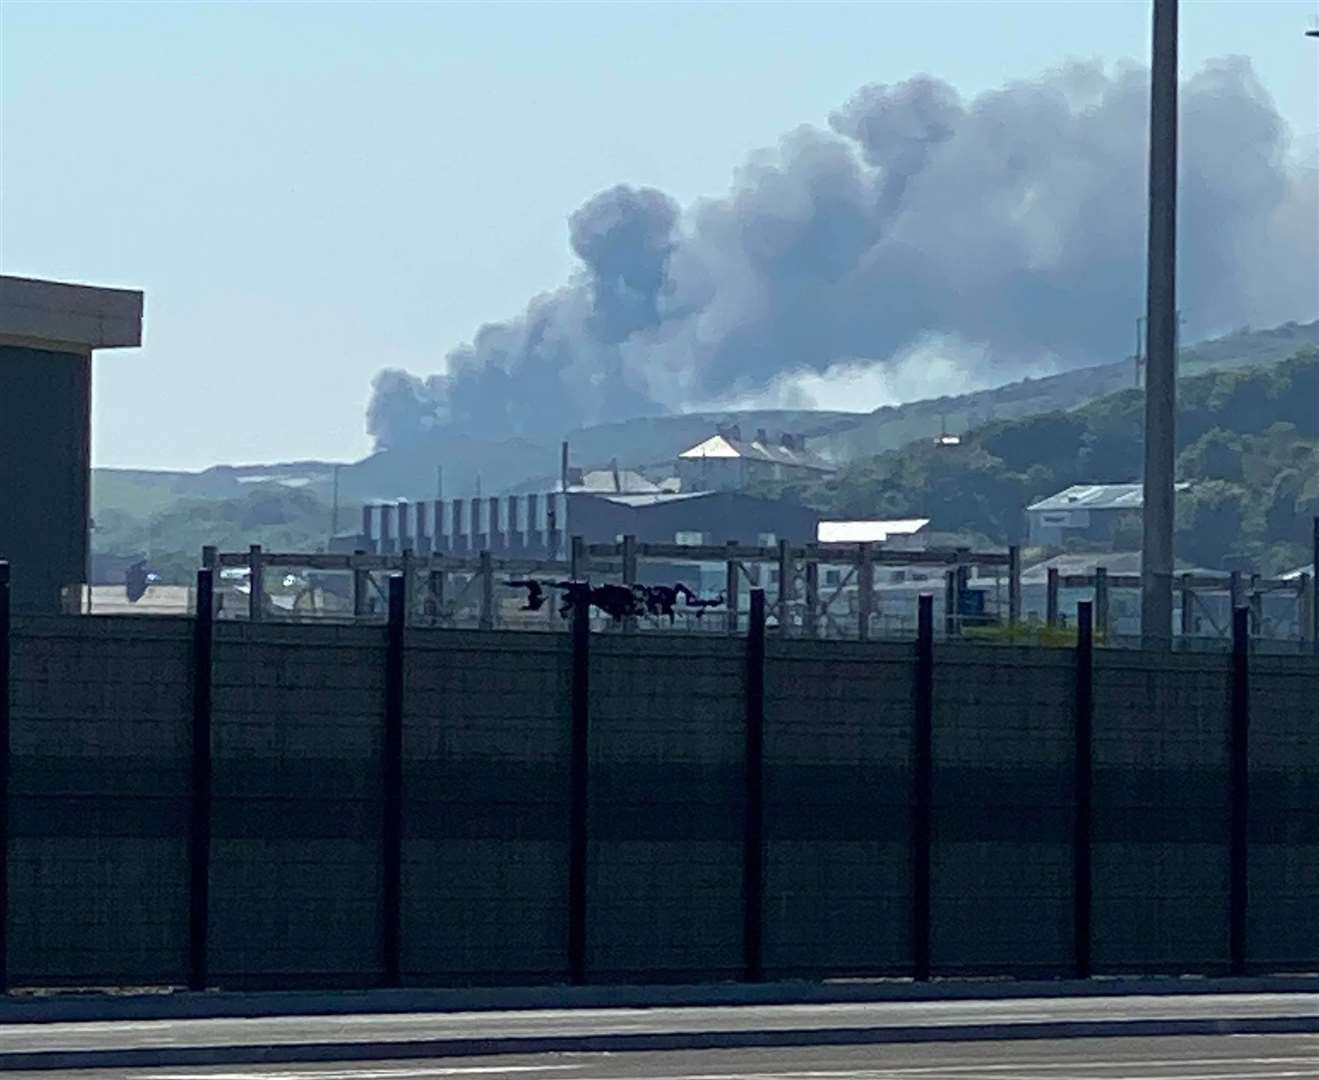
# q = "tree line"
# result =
<box><xmin>762</xmin><ymin>348</ymin><xmax>1319</xmax><ymax>575</ymax></box>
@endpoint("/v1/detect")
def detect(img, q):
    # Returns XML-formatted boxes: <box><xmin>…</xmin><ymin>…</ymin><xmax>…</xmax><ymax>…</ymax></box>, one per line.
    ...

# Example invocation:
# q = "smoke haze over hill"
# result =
<box><xmin>367</xmin><ymin>57</ymin><xmax>1319</xmax><ymax>449</ymax></box>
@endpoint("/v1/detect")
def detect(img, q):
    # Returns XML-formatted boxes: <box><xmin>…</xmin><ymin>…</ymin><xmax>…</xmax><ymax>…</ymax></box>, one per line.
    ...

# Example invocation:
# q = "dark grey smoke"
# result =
<box><xmin>367</xmin><ymin>57</ymin><xmax>1318</xmax><ymax>449</ymax></box>
<box><xmin>570</xmin><ymin>185</ymin><xmax>680</xmax><ymax>343</ymax></box>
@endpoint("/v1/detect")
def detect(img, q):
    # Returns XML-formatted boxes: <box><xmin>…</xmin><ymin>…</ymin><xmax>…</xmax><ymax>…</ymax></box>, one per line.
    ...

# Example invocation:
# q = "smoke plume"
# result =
<box><xmin>368</xmin><ymin>57</ymin><xmax>1318</xmax><ymax>449</ymax></box>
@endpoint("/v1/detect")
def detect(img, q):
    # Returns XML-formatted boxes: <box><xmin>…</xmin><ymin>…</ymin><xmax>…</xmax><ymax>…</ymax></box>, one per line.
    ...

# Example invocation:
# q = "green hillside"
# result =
<box><xmin>92</xmin><ymin>484</ymin><xmax>335</xmax><ymax>584</ymax></box>
<box><xmin>90</xmin><ymin>321</ymin><xmax>1317</xmax><ymax>579</ymax></box>
<box><xmin>811</xmin><ymin>320</ymin><xmax>1317</xmax><ymax>463</ymax></box>
<box><xmin>774</xmin><ymin>348</ymin><xmax>1319</xmax><ymax>575</ymax></box>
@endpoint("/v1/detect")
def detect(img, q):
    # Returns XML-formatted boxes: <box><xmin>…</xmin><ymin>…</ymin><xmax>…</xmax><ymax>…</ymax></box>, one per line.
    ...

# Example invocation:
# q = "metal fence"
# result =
<box><xmin>201</xmin><ymin>538</ymin><xmax>1317</xmax><ymax>652</ymax></box>
<box><xmin>1</xmin><ymin>558</ymin><xmax>1316</xmax><ymax>990</ymax></box>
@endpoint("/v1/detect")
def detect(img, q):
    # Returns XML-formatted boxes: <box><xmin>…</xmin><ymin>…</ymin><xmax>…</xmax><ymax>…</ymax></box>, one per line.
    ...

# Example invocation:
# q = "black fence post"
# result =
<box><xmin>1093</xmin><ymin>568</ymin><xmax>1109</xmax><ymax>641</ymax></box>
<box><xmin>188</xmin><ymin>568</ymin><xmax>214</xmax><ymax>992</ymax></box>
<box><xmin>743</xmin><ymin>589</ymin><xmax>766</xmax><ymax>982</ymax></box>
<box><xmin>943</xmin><ymin>570</ymin><xmax>957</xmax><ymax>639</ymax></box>
<box><xmin>0</xmin><ymin>560</ymin><xmax>10</xmax><ymax>993</ymax></box>
<box><xmin>913</xmin><ymin>594</ymin><xmax>934</xmax><ymax>982</ymax></box>
<box><xmin>382</xmin><ymin>575</ymin><xmax>405</xmax><ymax>986</ymax></box>
<box><xmin>1230</xmin><ymin>605</ymin><xmax>1250</xmax><ymax>976</ymax></box>
<box><xmin>1312</xmin><ymin>516</ymin><xmax>1319</xmax><ymax>657</ymax></box>
<box><xmin>1073</xmin><ymin>600</ymin><xmax>1094</xmax><ymax>979</ymax></box>
<box><xmin>1008</xmin><ymin>544</ymin><xmax>1022</xmax><ymax>631</ymax></box>
<box><xmin>568</xmin><ymin>588</ymin><xmax>591</xmax><ymax>984</ymax></box>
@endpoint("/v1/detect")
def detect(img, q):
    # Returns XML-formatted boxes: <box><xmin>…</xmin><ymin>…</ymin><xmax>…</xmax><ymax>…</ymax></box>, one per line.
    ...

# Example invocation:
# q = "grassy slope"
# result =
<box><xmin>810</xmin><ymin>320</ymin><xmax>1318</xmax><ymax>463</ymax></box>
<box><xmin>787</xmin><ymin>348</ymin><xmax>1319</xmax><ymax>574</ymax></box>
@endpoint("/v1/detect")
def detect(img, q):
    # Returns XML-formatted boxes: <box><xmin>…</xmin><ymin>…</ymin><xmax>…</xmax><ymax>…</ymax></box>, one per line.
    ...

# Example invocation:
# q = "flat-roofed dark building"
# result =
<box><xmin>361</xmin><ymin>489</ymin><xmax>821</xmax><ymax>558</ymax></box>
<box><xmin>0</xmin><ymin>276</ymin><xmax>144</xmax><ymax>612</ymax></box>
<box><xmin>565</xmin><ymin>490</ymin><xmax>821</xmax><ymax>548</ymax></box>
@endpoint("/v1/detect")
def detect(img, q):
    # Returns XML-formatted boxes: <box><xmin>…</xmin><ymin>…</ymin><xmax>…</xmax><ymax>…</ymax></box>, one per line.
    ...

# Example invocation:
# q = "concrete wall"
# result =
<box><xmin>0</xmin><ymin>346</ymin><xmax>91</xmax><ymax>613</ymax></box>
<box><xmin>4</xmin><ymin>616</ymin><xmax>1318</xmax><ymax>988</ymax></box>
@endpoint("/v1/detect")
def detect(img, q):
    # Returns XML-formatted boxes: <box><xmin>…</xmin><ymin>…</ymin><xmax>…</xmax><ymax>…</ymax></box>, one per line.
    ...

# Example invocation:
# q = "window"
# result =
<box><xmin>757</xmin><ymin>532</ymin><xmax>777</xmax><ymax>547</ymax></box>
<box><xmin>675</xmin><ymin>531</ymin><xmax>704</xmax><ymax>546</ymax></box>
<box><xmin>825</xmin><ymin>569</ymin><xmax>841</xmax><ymax>586</ymax></box>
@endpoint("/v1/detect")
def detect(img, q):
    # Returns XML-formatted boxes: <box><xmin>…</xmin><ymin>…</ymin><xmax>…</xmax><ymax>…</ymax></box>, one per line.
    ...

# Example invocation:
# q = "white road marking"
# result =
<box><xmin>779</xmin><ymin>1054</ymin><xmax>1319</xmax><ymax>1075</ymax></box>
<box><xmin>970</xmin><ymin>1073</ymin><xmax>1319</xmax><ymax>1080</ymax></box>
<box><xmin>283</xmin><ymin>1065</ymin><xmax>1309</xmax><ymax>1080</ymax></box>
<box><xmin>139</xmin><ymin>1067</ymin><xmax>580</xmax><ymax>1080</ymax></box>
<box><xmin>467</xmin><ymin>1059</ymin><xmax>1319</xmax><ymax>1080</ymax></box>
<box><xmin>561</xmin><ymin>1070</ymin><xmax>1319</xmax><ymax>1080</ymax></box>
<box><xmin>112</xmin><ymin>1046</ymin><xmax>1319</xmax><ymax>1080</ymax></box>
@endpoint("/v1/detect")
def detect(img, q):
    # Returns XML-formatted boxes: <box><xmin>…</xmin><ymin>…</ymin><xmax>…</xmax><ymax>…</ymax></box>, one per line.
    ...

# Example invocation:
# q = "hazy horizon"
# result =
<box><xmin>3</xmin><ymin>0</ymin><xmax>1317</xmax><ymax>471</ymax></box>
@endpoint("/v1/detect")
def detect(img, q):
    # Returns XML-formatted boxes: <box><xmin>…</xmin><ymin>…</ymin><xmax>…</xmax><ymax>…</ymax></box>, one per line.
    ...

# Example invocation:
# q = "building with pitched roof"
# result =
<box><xmin>676</xmin><ymin>426</ymin><xmax>836</xmax><ymax>492</ymax></box>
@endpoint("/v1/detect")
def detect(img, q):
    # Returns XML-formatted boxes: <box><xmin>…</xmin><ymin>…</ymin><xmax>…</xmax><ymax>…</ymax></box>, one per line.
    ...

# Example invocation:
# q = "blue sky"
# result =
<box><xmin>3</xmin><ymin>0</ymin><xmax>1317</xmax><ymax>470</ymax></box>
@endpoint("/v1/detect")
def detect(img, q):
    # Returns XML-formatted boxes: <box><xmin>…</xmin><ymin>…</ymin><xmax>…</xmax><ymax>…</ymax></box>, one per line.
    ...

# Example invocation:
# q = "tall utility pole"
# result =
<box><xmin>1135</xmin><ymin>316</ymin><xmax>1145</xmax><ymax>388</ymax></box>
<box><xmin>329</xmin><ymin>463</ymin><xmax>341</xmax><ymax>545</ymax></box>
<box><xmin>1141</xmin><ymin>0</ymin><xmax>1178</xmax><ymax>649</ymax></box>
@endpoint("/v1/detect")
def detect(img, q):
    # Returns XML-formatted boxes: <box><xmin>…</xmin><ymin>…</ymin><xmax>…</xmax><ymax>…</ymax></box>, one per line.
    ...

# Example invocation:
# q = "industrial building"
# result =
<box><xmin>358</xmin><ymin>488</ymin><xmax>822</xmax><ymax>559</ymax></box>
<box><xmin>0</xmin><ymin>275</ymin><xmax>144</xmax><ymax>612</ymax></box>
<box><xmin>816</xmin><ymin>518</ymin><xmax>931</xmax><ymax>546</ymax></box>
<box><xmin>1026</xmin><ymin>482</ymin><xmax>1191</xmax><ymax>548</ymax></box>
<box><xmin>675</xmin><ymin>426</ymin><xmax>835</xmax><ymax>492</ymax></box>
<box><xmin>502</xmin><ymin>463</ymin><xmax>673</xmax><ymax>496</ymax></box>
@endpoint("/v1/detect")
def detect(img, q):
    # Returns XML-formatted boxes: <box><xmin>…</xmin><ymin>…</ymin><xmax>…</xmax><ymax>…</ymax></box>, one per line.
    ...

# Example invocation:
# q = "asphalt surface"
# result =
<box><xmin>3</xmin><ymin>1033</ymin><xmax>1318</xmax><ymax>1078</ymax></box>
<box><xmin>4</xmin><ymin>994</ymin><xmax>1318</xmax><ymax>1053</ymax></box>
<box><xmin>2</xmin><ymin>994</ymin><xmax>1318</xmax><ymax>1072</ymax></box>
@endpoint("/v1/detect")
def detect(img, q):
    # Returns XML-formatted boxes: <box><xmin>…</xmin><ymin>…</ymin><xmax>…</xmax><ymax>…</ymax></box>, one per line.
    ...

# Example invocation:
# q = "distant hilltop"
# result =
<box><xmin>810</xmin><ymin>320</ymin><xmax>1319</xmax><ymax>463</ymax></box>
<box><xmin>91</xmin><ymin>319</ymin><xmax>1316</xmax><ymax>562</ymax></box>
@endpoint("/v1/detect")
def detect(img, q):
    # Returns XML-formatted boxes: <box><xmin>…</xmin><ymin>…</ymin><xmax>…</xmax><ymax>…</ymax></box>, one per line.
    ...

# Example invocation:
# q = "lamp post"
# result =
<box><xmin>1141</xmin><ymin>0</ymin><xmax>1178</xmax><ymax>650</ymax></box>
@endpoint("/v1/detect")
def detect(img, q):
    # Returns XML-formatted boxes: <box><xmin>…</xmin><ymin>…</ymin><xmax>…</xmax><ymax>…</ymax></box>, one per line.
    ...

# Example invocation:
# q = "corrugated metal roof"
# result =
<box><xmin>679</xmin><ymin>434</ymin><xmax>836</xmax><ymax>472</ymax></box>
<box><xmin>1022</xmin><ymin>550</ymin><xmax>1145</xmax><ymax>581</ymax></box>
<box><xmin>1027</xmin><ymin>482</ymin><xmax>1190</xmax><ymax>513</ymax></box>
<box><xmin>817</xmin><ymin>519</ymin><xmax>930</xmax><ymax>543</ymax></box>
<box><xmin>592</xmin><ymin>491</ymin><xmax>715</xmax><ymax>507</ymax></box>
<box><xmin>502</xmin><ymin>469</ymin><xmax>664</xmax><ymax>496</ymax></box>
<box><xmin>1021</xmin><ymin>550</ymin><xmax>1216</xmax><ymax>582</ymax></box>
<box><xmin>575</xmin><ymin>469</ymin><xmax>660</xmax><ymax>494</ymax></box>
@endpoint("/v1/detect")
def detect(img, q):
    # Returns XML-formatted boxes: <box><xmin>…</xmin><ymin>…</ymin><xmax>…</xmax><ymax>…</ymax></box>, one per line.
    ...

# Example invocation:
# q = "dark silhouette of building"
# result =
<box><xmin>0</xmin><ymin>276</ymin><xmax>144</xmax><ymax>612</ymax></box>
<box><xmin>358</xmin><ymin>489</ymin><xmax>821</xmax><ymax>557</ymax></box>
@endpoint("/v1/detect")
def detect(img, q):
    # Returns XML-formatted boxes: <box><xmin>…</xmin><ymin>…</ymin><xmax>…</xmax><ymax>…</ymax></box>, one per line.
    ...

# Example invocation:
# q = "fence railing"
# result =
<box><xmin>204</xmin><ymin>538</ymin><xmax>1019</xmax><ymax>640</ymax></box>
<box><xmin>202</xmin><ymin>539</ymin><xmax>1318</xmax><ymax>649</ymax></box>
<box><xmin>1037</xmin><ymin>567</ymin><xmax>1313</xmax><ymax>647</ymax></box>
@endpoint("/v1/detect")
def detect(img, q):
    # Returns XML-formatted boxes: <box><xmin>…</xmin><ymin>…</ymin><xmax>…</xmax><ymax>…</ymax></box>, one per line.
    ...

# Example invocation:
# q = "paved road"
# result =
<box><xmin>2</xmin><ymin>993</ymin><xmax>1319</xmax><ymax>1073</ymax></box>
<box><xmin>3</xmin><ymin>1034</ymin><xmax>1318</xmax><ymax>1079</ymax></box>
<box><xmin>5</xmin><ymin>994</ymin><xmax>1319</xmax><ymax>1054</ymax></box>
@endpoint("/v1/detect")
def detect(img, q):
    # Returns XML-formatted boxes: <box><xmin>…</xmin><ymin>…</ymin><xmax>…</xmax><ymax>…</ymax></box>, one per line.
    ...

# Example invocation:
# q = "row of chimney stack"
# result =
<box><xmin>716</xmin><ymin>424</ymin><xmax>807</xmax><ymax>451</ymax></box>
<box><xmin>360</xmin><ymin>493</ymin><xmax>567</xmax><ymax>556</ymax></box>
